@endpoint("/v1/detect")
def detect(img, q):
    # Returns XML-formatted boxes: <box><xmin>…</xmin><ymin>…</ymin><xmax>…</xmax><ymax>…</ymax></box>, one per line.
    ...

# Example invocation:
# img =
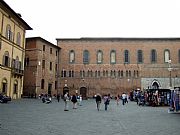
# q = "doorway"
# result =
<box><xmin>48</xmin><ymin>83</ymin><xmax>52</xmax><ymax>96</ymax></box>
<box><xmin>152</xmin><ymin>82</ymin><xmax>159</xmax><ymax>89</ymax></box>
<box><xmin>80</xmin><ymin>87</ymin><xmax>87</xmax><ymax>99</ymax></box>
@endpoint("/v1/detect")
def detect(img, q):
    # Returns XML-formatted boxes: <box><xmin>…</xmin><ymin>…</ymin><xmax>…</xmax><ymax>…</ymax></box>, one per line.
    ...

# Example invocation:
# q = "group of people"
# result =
<box><xmin>95</xmin><ymin>93</ymin><xmax>130</xmax><ymax>111</ymax></box>
<box><xmin>63</xmin><ymin>92</ymin><xmax>82</xmax><ymax>111</ymax></box>
<box><xmin>95</xmin><ymin>94</ymin><xmax>111</xmax><ymax>111</ymax></box>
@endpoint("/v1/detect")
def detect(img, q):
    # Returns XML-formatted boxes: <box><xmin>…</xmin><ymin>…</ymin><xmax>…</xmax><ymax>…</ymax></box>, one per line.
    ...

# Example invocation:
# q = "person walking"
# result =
<box><xmin>104</xmin><ymin>94</ymin><xmax>110</xmax><ymax>111</ymax></box>
<box><xmin>57</xmin><ymin>94</ymin><xmax>60</xmax><ymax>102</ymax></box>
<box><xmin>79</xmin><ymin>95</ymin><xmax>82</xmax><ymax>106</ymax></box>
<box><xmin>71</xmin><ymin>94</ymin><xmax>78</xmax><ymax>109</ymax></box>
<box><xmin>95</xmin><ymin>94</ymin><xmax>102</xmax><ymax>111</ymax></box>
<box><xmin>122</xmin><ymin>93</ymin><xmax>126</xmax><ymax>105</ymax></box>
<box><xmin>64</xmin><ymin>92</ymin><xmax>70</xmax><ymax>111</ymax></box>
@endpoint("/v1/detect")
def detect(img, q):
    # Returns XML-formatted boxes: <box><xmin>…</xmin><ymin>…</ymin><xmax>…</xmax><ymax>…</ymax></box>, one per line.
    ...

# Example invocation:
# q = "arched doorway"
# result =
<box><xmin>152</xmin><ymin>82</ymin><xmax>159</xmax><ymax>89</ymax></box>
<box><xmin>63</xmin><ymin>86</ymin><xmax>69</xmax><ymax>96</ymax></box>
<box><xmin>80</xmin><ymin>87</ymin><xmax>87</xmax><ymax>99</ymax></box>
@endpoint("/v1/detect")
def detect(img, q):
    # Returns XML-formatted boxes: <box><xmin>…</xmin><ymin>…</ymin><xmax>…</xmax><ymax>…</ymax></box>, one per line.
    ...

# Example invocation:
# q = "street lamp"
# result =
<box><xmin>168</xmin><ymin>60</ymin><xmax>173</xmax><ymax>89</ymax></box>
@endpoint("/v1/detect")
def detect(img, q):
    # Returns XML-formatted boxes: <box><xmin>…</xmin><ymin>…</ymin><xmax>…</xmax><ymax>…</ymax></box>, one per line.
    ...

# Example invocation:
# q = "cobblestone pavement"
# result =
<box><xmin>0</xmin><ymin>98</ymin><xmax>180</xmax><ymax>135</ymax></box>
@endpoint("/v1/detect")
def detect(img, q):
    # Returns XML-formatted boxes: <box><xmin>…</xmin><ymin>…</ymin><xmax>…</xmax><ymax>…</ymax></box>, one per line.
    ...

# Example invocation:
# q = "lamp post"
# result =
<box><xmin>168</xmin><ymin>60</ymin><xmax>172</xmax><ymax>89</ymax></box>
<box><xmin>168</xmin><ymin>60</ymin><xmax>174</xmax><ymax>110</ymax></box>
<box><xmin>64</xmin><ymin>80</ymin><xmax>67</xmax><ymax>87</ymax></box>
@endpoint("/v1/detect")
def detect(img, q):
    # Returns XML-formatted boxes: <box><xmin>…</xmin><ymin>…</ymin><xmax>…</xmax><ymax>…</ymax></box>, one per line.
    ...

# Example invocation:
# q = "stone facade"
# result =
<box><xmin>23</xmin><ymin>37</ymin><xmax>60</xmax><ymax>97</ymax></box>
<box><xmin>0</xmin><ymin>1</ymin><xmax>32</xmax><ymax>99</ymax></box>
<box><xmin>57</xmin><ymin>38</ymin><xmax>180</xmax><ymax>98</ymax></box>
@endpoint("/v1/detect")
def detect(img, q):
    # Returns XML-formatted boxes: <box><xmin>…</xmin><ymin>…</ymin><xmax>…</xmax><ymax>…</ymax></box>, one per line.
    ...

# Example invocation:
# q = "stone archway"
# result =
<box><xmin>80</xmin><ymin>87</ymin><xmax>87</xmax><ymax>100</ymax></box>
<box><xmin>152</xmin><ymin>81</ymin><xmax>160</xmax><ymax>89</ymax></box>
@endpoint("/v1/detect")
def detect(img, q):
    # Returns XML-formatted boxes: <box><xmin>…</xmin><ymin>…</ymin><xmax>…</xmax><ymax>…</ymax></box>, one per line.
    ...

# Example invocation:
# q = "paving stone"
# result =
<box><xmin>0</xmin><ymin>99</ymin><xmax>180</xmax><ymax>135</ymax></box>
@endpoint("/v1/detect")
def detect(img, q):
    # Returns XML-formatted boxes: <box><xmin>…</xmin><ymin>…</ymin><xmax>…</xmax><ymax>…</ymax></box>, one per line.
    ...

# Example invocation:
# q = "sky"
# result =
<box><xmin>4</xmin><ymin>0</ymin><xmax>180</xmax><ymax>44</ymax></box>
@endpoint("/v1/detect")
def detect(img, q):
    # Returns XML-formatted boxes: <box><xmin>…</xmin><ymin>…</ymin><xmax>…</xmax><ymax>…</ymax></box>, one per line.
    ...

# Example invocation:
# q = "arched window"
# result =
<box><xmin>121</xmin><ymin>71</ymin><xmax>123</xmax><ymax>77</ymax></box>
<box><xmin>69</xmin><ymin>50</ymin><xmax>75</xmax><ymax>63</ymax></box>
<box><xmin>126</xmin><ymin>70</ymin><xmax>128</xmax><ymax>77</ymax></box>
<box><xmin>97</xmin><ymin>50</ymin><xmax>103</xmax><ymax>64</ymax></box>
<box><xmin>98</xmin><ymin>71</ymin><xmax>100</xmax><ymax>77</ymax></box>
<box><xmin>137</xmin><ymin>50</ymin><xmax>143</xmax><ymax>63</ymax></box>
<box><xmin>103</xmin><ymin>70</ymin><xmax>106</xmax><ymax>77</ymax></box>
<box><xmin>118</xmin><ymin>70</ymin><xmax>121</xmax><ymax>77</ymax></box>
<box><xmin>16</xmin><ymin>32</ymin><xmax>21</xmax><ymax>46</ymax></box>
<box><xmin>95</xmin><ymin>70</ymin><xmax>98</xmax><ymax>77</ymax></box>
<box><xmin>124</xmin><ymin>50</ymin><xmax>129</xmax><ymax>63</ymax></box>
<box><xmin>80</xmin><ymin>70</ymin><xmax>85</xmax><ymax>77</ymax></box>
<box><xmin>111</xmin><ymin>70</ymin><xmax>113</xmax><ymax>77</ymax></box>
<box><xmin>61</xmin><ymin>70</ymin><xmax>66</xmax><ymax>77</ymax></box>
<box><xmin>83</xmin><ymin>50</ymin><xmax>89</xmax><ymax>64</ymax></box>
<box><xmin>151</xmin><ymin>49</ymin><xmax>157</xmax><ymax>63</ymax></box>
<box><xmin>137</xmin><ymin>70</ymin><xmax>139</xmax><ymax>77</ymax></box>
<box><xmin>87</xmin><ymin>70</ymin><xmax>90</xmax><ymax>77</ymax></box>
<box><xmin>83</xmin><ymin>70</ymin><xmax>85</xmax><ymax>77</ymax></box>
<box><xmin>164</xmin><ymin>49</ymin><xmax>170</xmax><ymax>63</ymax></box>
<box><xmin>72</xmin><ymin>71</ymin><xmax>74</xmax><ymax>77</ymax></box>
<box><xmin>6</xmin><ymin>24</ymin><xmax>12</xmax><ymax>40</ymax></box>
<box><xmin>129</xmin><ymin>70</ymin><xmax>131</xmax><ymax>77</ymax></box>
<box><xmin>106</xmin><ymin>70</ymin><xmax>108</xmax><ymax>77</ymax></box>
<box><xmin>2</xmin><ymin>78</ymin><xmax>7</xmax><ymax>94</ymax></box>
<box><xmin>69</xmin><ymin>70</ymin><xmax>72</xmax><ymax>77</ymax></box>
<box><xmin>90</xmin><ymin>70</ymin><xmax>93</xmax><ymax>77</ymax></box>
<box><xmin>110</xmin><ymin>50</ymin><xmax>116</xmax><ymax>64</ymax></box>
<box><xmin>134</xmin><ymin>70</ymin><xmax>136</xmax><ymax>77</ymax></box>
<box><xmin>3</xmin><ymin>51</ymin><xmax>10</xmax><ymax>67</ymax></box>
<box><xmin>113</xmin><ymin>70</ymin><xmax>116</xmax><ymax>77</ymax></box>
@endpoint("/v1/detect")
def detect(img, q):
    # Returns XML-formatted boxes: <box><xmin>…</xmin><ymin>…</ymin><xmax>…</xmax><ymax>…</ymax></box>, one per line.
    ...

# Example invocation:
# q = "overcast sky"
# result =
<box><xmin>4</xmin><ymin>0</ymin><xmax>180</xmax><ymax>44</ymax></box>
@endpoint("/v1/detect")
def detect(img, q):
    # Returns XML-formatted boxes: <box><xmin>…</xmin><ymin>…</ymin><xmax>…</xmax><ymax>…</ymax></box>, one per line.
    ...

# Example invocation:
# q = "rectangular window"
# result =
<box><xmin>14</xmin><ymin>84</ymin><xmax>17</xmax><ymax>94</ymax></box>
<box><xmin>69</xmin><ymin>71</ymin><xmax>71</xmax><ymax>77</ymax></box>
<box><xmin>56</xmin><ymin>51</ymin><xmax>58</xmax><ymax>56</ymax></box>
<box><xmin>42</xmin><ymin>60</ymin><xmax>45</xmax><ymax>69</ymax></box>
<box><xmin>50</xmin><ymin>62</ymin><xmax>52</xmax><ymax>71</ymax></box>
<box><xmin>137</xmin><ymin>50</ymin><xmax>143</xmax><ymax>63</ymax></box>
<box><xmin>55</xmin><ymin>64</ymin><xmax>58</xmax><ymax>72</ymax></box>
<box><xmin>41</xmin><ymin>79</ymin><xmax>44</xmax><ymax>89</ymax></box>
<box><xmin>50</xmin><ymin>48</ymin><xmax>52</xmax><ymax>54</ymax></box>
<box><xmin>43</xmin><ymin>45</ymin><xmax>45</xmax><ymax>51</ymax></box>
<box><xmin>55</xmin><ymin>81</ymin><xmax>57</xmax><ymax>89</ymax></box>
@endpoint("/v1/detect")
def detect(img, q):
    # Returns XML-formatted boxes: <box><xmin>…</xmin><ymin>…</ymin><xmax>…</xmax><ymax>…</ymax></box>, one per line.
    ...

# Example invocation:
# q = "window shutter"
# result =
<box><xmin>3</xmin><ymin>55</ymin><xmax>5</xmax><ymax>66</ymax></box>
<box><xmin>19</xmin><ymin>61</ymin><xmax>21</xmax><ymax>70</ymax></box>
<box><xmin>8</xmin><ymin>57</ymin><xmax>10</xmax><ymax>67</ymax></box>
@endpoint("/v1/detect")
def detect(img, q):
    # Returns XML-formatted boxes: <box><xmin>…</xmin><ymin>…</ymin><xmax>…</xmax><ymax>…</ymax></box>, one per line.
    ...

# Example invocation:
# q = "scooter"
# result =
<box><xmin>42</xmin><ymin>96</ymin><xmax>52</xmax><ymax>104</ymax></box>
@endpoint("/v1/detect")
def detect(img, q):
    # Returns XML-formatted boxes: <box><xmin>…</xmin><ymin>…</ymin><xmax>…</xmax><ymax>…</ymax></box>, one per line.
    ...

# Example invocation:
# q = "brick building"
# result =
<box><xmin>57</xmin><ymin>38</ymin><xmax>180</xmax><ymax>98</ymax></box>
<box><xmin>23</xmin><ymin>37</ymin><xmax>60</xmax><ymax>97</ymax></box>
<box><xmin>0</xmin><ymin>0</ymin><xmax>32</xmax><ymax>99</ymax></box>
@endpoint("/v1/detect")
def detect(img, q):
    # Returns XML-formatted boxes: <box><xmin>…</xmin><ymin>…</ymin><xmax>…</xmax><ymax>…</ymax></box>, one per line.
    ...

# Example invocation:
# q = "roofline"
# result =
<box><xmin>26</xmin><ymin>37</ymin><xmax>61</xmax><ymax>49</ymax></box>
<box><xmin>1</xmin><ymin>0</ymin><xmax>32</xmax><ymax>30</ymax></box>
<box><xmin>56</xmin><ymin>37</ymin><xmax>180</xmax><ymax>41</ymax></box>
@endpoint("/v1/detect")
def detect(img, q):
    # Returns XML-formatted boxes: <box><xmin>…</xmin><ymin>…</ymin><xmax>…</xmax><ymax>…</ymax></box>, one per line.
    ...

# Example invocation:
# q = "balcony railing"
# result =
<box><xmin>11</xmin><ymin>68</ymin><xmax>24</xmax><ymax>76</ymax></box>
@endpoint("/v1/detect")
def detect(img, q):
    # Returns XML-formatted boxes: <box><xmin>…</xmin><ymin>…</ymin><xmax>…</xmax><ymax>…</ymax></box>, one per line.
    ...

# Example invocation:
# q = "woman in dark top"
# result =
<box><xmin>96</xmin><ymin>94</ymin><xmax>102</xmax><ymax>111</ymax></box>
<box><xmin>71</xmin><ymin>95</ymin><xmax>77</xmax><ymax>109</ymax></box>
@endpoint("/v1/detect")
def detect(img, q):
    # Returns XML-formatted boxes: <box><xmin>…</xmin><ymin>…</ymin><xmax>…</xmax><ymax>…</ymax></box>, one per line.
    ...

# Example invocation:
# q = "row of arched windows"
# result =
<box><xmin>61</xmin><ymin>70</ymin><xmax>139</xmax><ymax>78</ymax></box>
<box><xmin>5</xmin><ymin>24</ymin><xmax>21</xmax><ymax>46</ymax></box>
<box><xmin>1</xmin><ymin>78</ymin><xmax>18</xmax><ymax>94</ymax></box>
<box><xmin>69</xmin><ymin>49</ymin><xmax>175</xmax><ymax>64</ymax></box>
